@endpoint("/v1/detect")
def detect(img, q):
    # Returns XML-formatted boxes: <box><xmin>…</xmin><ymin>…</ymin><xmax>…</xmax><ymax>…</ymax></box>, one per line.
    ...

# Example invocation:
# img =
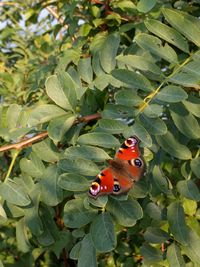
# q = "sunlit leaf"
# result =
<box><xmin>99</xmin><ymin>32</ymin><xmax>120</xmax><ymax>73</ymax></box>
<box><xmin>112</xmin><ymin>69</ymin><xmax>153</xmax><ymax>91</ymax></box>
<box><xmin>162</xmin><ymin>8</ymin><xmax>200</xmax><ymax>47</ymax></box>
<box><xmin>135</xmin><ymin>33</ymin><xmax>178</xmax><ymax>63</ymax></box>
<box><xmin>77</xmin><ymin>133</ymin><xmax>120</xmax><ymax>148</ymax></box>
<box><xmin>145</xmin><ymin>19</ymin><xmax>189</xmax><ymax>53</ymax></box>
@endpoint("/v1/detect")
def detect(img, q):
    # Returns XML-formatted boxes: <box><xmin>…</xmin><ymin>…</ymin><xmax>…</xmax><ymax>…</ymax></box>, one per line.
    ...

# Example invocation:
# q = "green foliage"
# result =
<box><xmin>0</xmin><ymin>0</ymin><xmax>200</xmax><ymax>266</ymax></box>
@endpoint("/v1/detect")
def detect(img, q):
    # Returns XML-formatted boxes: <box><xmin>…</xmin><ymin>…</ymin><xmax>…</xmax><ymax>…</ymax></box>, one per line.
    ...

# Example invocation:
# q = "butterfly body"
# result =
<box><xmin>89</xmin><ymin>136</ymin><xmax>145</xmax><ymax>198</ymax></box>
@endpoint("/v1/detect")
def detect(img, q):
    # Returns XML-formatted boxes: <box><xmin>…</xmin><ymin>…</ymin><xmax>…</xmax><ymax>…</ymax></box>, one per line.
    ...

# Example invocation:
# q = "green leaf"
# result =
<box><xmin>90</xmin><ymin>212</ymin><xmax>116</xmax><ymax>252</ymax></box>
<box><xmin>78</xmin><ymin>57</ymin><xmax>93</xmax><ymax>84</ymax></box>
<box><xmin>129</xmin><ymin>177</ymin><xmax>149</xmax><ymax>198</ymax></box>
<box><xmin>28</xmin><ymin>104</ymin><xmax>67</xmax><ymax>127</ymax></box>
<box><xmin>40</xmin><ymin>166</ymin><xmax>63</xmax><ymax>206</ymax></box>
<box><xmin>135</xmin><ymin>33</ymin><xmax>178</xmax><ymax>63</ymax></box>
<box><xmin>58</xmin><ymin>158</ymin><xmax>99</xmax><ymax>176</ymax></box>
<box><xmin>24</xmin><ymin>185</ymin><xmax>43</xmax><ymax>236</ymax></box>
<box><xmin>58</xmin><ymin>173</ymin><xmax>90</xmax><ymax>191</ymax></box>
<box><xmin>16</xmin><ymin>219</ymin><xmax>30</xmax><ymax>253</ymax></box>
<box><xmin>64</xmin><ymin>199</ymin><xmax>97</xmax><ymax>228</ymax></box>
<box><xmin>6</xmin><ymin>104</ymin><xmax>22</xmax><ymax>129</ymax></box>
<box><xmin>145</xmin><ymin>202</ymin><xmax>161</xmax><ymax>221</ymax></box>
<box><xmin>7</xmin><ymin>128</ymin><xmax>31</xmax><ymax>142</ymax></box>
<box><xmin>156</xmin><ymin>131</ymin><xmax>192</xmax><ymax>160</ymax></box>
<box><xmin>183</xmin><ymin>96</ymin><xmax>200</xmax><ymax>118</ymax></box>
<box><xmin>182</xmin><ymin>59</ymin><xmax>200</xmax><ymax>76</ymax></box>
<box><xmin>143</xmin><ymin>104</ymin><xmax>163</xmax><ymax>118</ymax></box>
<box><xmin>0</xmin><ymin>179</ymin><xmax>31</xmax><ymax>206</ymax></box>
<box><xmin>0</xmin><ymin>203</ymin><xmax>7</xmax><ymax>224</ymax></box>
<box><xmin>32</xmin><ymin>139</ymin><xmax>60</xmax><ymax>162</ymax></box>
<box><xmin>78</xmin><ymin>234</ymin><xmax>97</xmax><ymax>267</ymax></box>
<box><xmin>77</xmin><ymin>133</ymin><xmax>120</xmax><ymax>148</ymax></box>
<box><xmin>37</xmin><ymin>206</ymin><xmax>58</xmax><ymax>246</ymax></box>
<box><xmin>162</xmin><ymin>8</ymin><xmax>200</xmax><ymax>47</ymax></box>
<box><xmin>114</xmin><ymin>90</ymin><xmax>142</xmax><ymax>107</ymax></box>
<box><xmin>49</xmin><ymin>231</ymin><xmax>73</xmax><ymax>258</ymax></box>
<box><xmin>155</xmin><ymin>85</ymin><xmax>188</xmax><ymax>103</ymax></box>
<box><xmin>140</xmin><ymin>244</ymin><xmax>163</xmax><ymax>263</ymax></box>
<box><xmin>170</xmin><ymin>103</ymin><xmax>200</xmax><ymax>139</ymax></box>
<box><xmin>20</xmin><ymin>152</ymin><xmax>45</xmax><ymax>178</ymax></box>
<box><xmin>57</xmin><ymin>70</ymin><xmax>77</xmax><ymax>110</ymax></box>
<box><xmin>88</xmin><ymin>195</ymin><xmax>108</xmax><ymax>208</ymax></box>
<box><xmin>116</xmin><ymin>54</ymin><xmax>161</xmax><ymax>75</ymax></box>
<box><xmin>145</xmin><ymin>19</ymin><xmax>189</xmax><ymax>53</ymax></box>
<box><xmin>137</xmin><ymin>0</ymin><xmax>157</xmax><ymax>13</ymax></box>
<box><xmin>99</xmin><ymin>119</ymin><xmax>127</xmax><ymax>134</ymax></box>
<box><xmin>79</xmin><ymin>23</ymin><xmax>92</xmax><ymax>36</ymax></box>
<box><xmin>70</xmin><ymin>242</ymin><xmax>81</xmax><ymax>260</ymax></box>
<box><xmin>139</xmin><ymin>115</ymin><xmax>167</xmax><ymax>135</ymax></box>
<box><xmin>92</xmin><ymin>52</ymin><xmax>105</xmax><ymax>76</ymax></box>
<box><xmin>112</xmin><ymin>69</ymin><xmax>153</xmax><ymax>91</ymax></box>
<box><xmin>124</xmin><ymin>122</ymin><xmax>152</xmax><ymax>147</ymax></box>
<box><xmin>177</xmin><ymin>180</ymin><xmax>200</xmax><ymax>201</ymax></box>
<box><xmin>57</xmin><ymin>49</ymin><xmax>80</xmax><ymax>71</ymax></box>
<box><xmin>107</xmin><ymin>198</ymin><xmax>143</xmax><ymax>227</ymax></box>
<box><xmin>47</xmin><ymin>114</ymin><xmax>76</xmax><ymax>142</ymax></box>
<box><xmin>169</xmin><ymin>72</ymin><xmax>200</xmax><ymax>88</ymax></box>
<box><xmin>46</xmin><ymin>72</ymin><xmax>77</xmax><ymax>111</ymax></box>
<box><xmin>167</xmin><ymin>202</ymin><xmax>188</xmax><ymax>245</ymax></box>
<box><xmin>151</xmin><ymin>166</ymin><xmax>169</xmax><ymax>195</ymax></box>
<box><xmin>92</xmin><ymin>74</ymin><xmax>111</xmax><ymax>91</ymax></box>
<box><xmin>68</xmin><ymin>66</ymin><xmax>86</xmax><ymax>99</ymax></box>
<box><xmin>144</xmin><ymin>227</ymin><xmax>170</xmax><ymax>244</ymax></box>
<box><xmin>118</xmin><ymin>1</ymin><xmax>136</xmax><ymax>10</ymax></box>
<box><xmin>191</xmin><ymin>158</ymin><xmax>200</xmax><ymax>178</ymax></box>
<box><xmin>102</xmin><ymin>103</ymin><xmax>133</xmax><ymax>119</ymax></box>
<box><xmin>183</xmin><ymin>198</ymin><xmax>197</xmax><ymax>216</ymax></box>
<box><xmin>167</xmin><ymin>244</ymin><xmax>185</xmax><ymax>267</ymax></box>
<box><xmin>99</xmin><ymin>32</ymin><xmax>120</xmax><ymax>73</ymax></box>
<box><xmin>182</xmin><ymin>228</ymin><xmax>200</xmax><ymax>264</ymax></box>
<box><xmin>64</xmin><ymin>145</ymin><xmax>111</xmax><ymax>162</ymax></box>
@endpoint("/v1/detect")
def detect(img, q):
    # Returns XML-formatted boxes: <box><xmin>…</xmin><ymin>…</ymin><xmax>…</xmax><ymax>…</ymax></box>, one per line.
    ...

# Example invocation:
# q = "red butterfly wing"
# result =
<box><xmin>115</xmin><ymin>136</ymin><xmax>140</xmax><ymax>160</ymax></box>
<box><xmin>111</xmin><ymin>136</ymin><xmax>145</xmax><ymax>191</ymax></box>
<box><xmin>89</xmin><ymin>168</ymin><xmax>114</xmax><ymax>198</ymax></box>
<box><xmin>89</xmin><ymin>136</ymin><xmax>145</xmax><ymax>198</ymax></box>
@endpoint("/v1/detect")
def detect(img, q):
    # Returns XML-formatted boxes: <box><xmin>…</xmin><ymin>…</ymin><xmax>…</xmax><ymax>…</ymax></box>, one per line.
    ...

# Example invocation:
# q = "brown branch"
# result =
<box><xmin>0</xmin><ymin>113</ymin><xmax>101</xmax><ymax>153</ymax></box>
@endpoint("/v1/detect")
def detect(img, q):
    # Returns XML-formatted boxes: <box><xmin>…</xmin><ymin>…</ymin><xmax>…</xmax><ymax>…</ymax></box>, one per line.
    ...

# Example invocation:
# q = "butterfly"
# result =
<box><xmin>89</xmin><ymin>136</ymin><xmax>145</xmax><ymax>198</ymax></box>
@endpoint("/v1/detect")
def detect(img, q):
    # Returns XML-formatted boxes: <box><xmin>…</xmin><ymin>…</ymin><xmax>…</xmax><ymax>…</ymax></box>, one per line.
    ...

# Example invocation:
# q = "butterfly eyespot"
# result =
<box><xmin>125</xmin><ymin>137</ymin><xmax>138</xmax><ymax>147</ymax></box>
<box><xmin>113</xmin><ymin>180</ymin><xmax>121</xmax><ymax>192</ymax></box>
<box><xmin>128</xmin><ymin>158</ymin><xmax>143</xmax><ymax>167</ymax></box>
<box><xmin>134</xmin><ymin>158</ymin><xmax>142</xmax><ymax>167</ymax></box>
<box><xmin>89</xmin><ymin>182</ymin><xmax>100</xmax><ymax>196</ymax></box>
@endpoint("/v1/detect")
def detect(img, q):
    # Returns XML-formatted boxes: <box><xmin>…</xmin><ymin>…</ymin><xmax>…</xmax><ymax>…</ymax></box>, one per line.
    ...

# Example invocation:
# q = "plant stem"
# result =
<box><xmin>138</xmin><ymin>55</ymin><xmax>193</xmax><ymax>113</ymax></box>
<box><xmin>4</xmin><ymin>149</ymin><xmax>21</xmax><ymax>182</ymax></box>
<box><xmin>0</xmin><ymin>113</ymin><xmax>101</xmax><ymax>153</ymax></box>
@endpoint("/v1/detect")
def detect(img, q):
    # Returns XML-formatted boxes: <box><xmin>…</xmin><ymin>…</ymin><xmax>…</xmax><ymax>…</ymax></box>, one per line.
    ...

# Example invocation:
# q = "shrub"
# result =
<box><xmin>0</xmin><ymin>1</ymin><xmax>200</xmax><ymax>266</ymax></box>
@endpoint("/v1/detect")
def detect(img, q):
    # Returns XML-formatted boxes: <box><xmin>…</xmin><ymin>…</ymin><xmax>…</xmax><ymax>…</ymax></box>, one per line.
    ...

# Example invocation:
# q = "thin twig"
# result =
<box><xmin>45</xmin><ymin>6</ymin><xmax>69</xmax><ymax>31</ymax></box>
<box><xmin>0</xmin><ymin>113</ymin><xmax>101</xmax><ymax>153</ymax></box>
<box><xmin>4</xmin><ymin>149</ymin><xmax>21</xmax><ymax>182</ymax></box>
<box><xmin>138</xmin><ymin>55</ymin><xmax>193</xmax><ymax>113</ymax></box>
<box><xmin>0</xmin><ymin>2</ymin><xmax>20</xmax><ymax>6</ymax></box>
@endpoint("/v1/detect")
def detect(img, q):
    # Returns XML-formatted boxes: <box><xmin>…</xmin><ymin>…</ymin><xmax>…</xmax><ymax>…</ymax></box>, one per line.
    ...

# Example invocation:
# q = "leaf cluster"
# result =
<box><xmin>0</xmin><ymin>0</ymin><xmax>200</xmax><ymax>266</ymax></box>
